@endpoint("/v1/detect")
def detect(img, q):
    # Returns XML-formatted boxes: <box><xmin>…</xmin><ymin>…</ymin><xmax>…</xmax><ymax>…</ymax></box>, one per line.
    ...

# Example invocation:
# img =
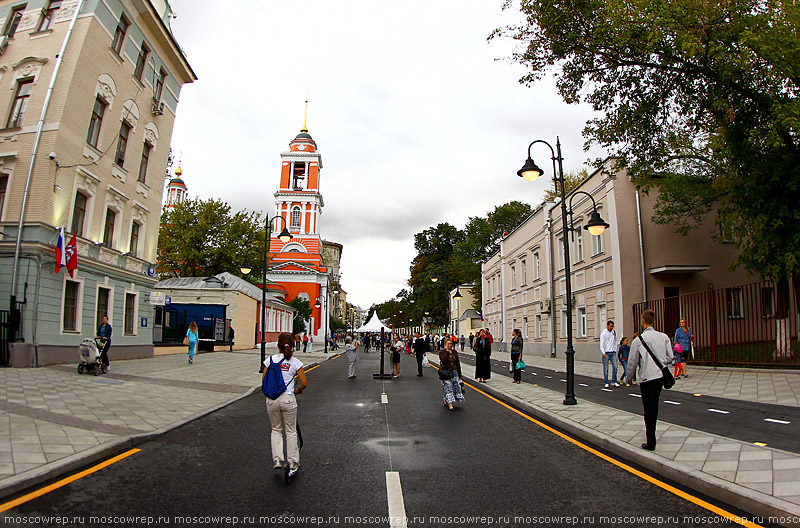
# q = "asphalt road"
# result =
<box><xmin>0</xmin><ymin>351</ymin><xmax>774</xmax><ymax>528</ymax></box>
<box><xmin>456</xmin><ymin>351</ymin><xmax>800</xmax><ymax>453</ymax></box>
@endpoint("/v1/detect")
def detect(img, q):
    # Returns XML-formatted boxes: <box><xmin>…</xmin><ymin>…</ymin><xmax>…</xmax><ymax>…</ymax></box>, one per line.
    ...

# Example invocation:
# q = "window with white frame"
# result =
<box><xmin>521</xmin><ymin>259</ymin><xmax>527</xmax><ymax>285</ymax></box>
<box><xmin>62</xmin><ymin>277</ymin><xmax>82</xmax><ymax>332</ymax></box>
<box><xmin>726</xmin><ymin>287</ymin><xmax>743</xmax><ymax>319</ymax></box>
<box><xmin>510</xmin><ymin>265</ymin><xmax>516</xmax><ymax>290</ymax></box>
<box><xmin>124</xmin><ymin>290</ymin><xmax>137</xmax><ymax>335</ymax></box>
<box><xmin>591</xmin><ymin>231</ymin><xmax>604</xmax><ymax>255</ymax></box>
<box><xmin>596</xmin><ymin>304</ymin><xmax>607</xmax><ymax>338</ymax></box>
<box><xmin>523</xmin><ymin>316</ymin><xmax>528</xmax><ymax>338</ymax></box>
<box><xmin>556</xmin><ymin>237</ymin><xmax>564</xmax><ymax>270</ymax></box>
<box><xmin>561</xmin><ymin>310</ymin><xmax>568</xmax><ymax>338</ymax></box>
<box><xmin>534</xmin><ymin>251</ymin><xmax>540</xmax><ymax>280</ymax></box>
<box><xmin>96</xmin><ymin>286</ymin><xmax>111</xmax><ymax>329</ymax></box>
<box><xmin>291</xmin><ymin>206</ymin><xmax>301</xmax><ymax>228</ymax></box>
<box><xmin>578</xmin><ymin>307</ymin><xmax>587</xmax><ymax>338</ymax></box>
<box><xmin>574</xmin><ymin>224</ymin><xmax>584</xmax><ymax>263</ymax></box>
<box><xmin>535</xmin><ymin>314</ymin><xmax>542</xmax><ymax>339</ymax></box>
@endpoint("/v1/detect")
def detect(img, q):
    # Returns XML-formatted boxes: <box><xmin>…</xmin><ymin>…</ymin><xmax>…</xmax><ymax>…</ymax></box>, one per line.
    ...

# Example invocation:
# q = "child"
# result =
<box><xmin>618</xmin><ymin>337</ymin><xmax>632</xmax><ymax>386</ymax></box>
<box><xmin>673</xmin><ymin>342</ymin><xmax>684</xmax><ymax>379</ymax></box>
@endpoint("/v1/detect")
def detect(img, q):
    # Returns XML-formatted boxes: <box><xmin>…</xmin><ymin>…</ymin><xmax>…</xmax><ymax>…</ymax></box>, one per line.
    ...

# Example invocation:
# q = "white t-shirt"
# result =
<box><xmin>264</xmin><ymin>353</ymin><xmax>303</xmax><ymax>395</ymax></box>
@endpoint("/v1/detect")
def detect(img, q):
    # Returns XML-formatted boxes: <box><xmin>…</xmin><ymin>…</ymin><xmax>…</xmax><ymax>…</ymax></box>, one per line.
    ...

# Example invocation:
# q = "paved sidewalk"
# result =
<box><xmin>0</xmin><ymin>346</ymin><xmax>339</xmax><ymax>500</ymax></box>
<box><xmin>443</xmin><ymin>348</ymin><xmax>800</xmax><ymax>526</ymax></box>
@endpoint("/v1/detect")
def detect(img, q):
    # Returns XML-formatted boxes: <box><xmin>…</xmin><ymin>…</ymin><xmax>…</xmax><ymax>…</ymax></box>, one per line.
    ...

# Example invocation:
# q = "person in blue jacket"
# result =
<box><xmin>96</xmin><ymin>316</ymin><xmax>112</xmax><ymax>372</ymax></box>
<box><xmin>186</xmin><ymin>321</ymin><xmax>199</xmax><ymax>364</ymax></box>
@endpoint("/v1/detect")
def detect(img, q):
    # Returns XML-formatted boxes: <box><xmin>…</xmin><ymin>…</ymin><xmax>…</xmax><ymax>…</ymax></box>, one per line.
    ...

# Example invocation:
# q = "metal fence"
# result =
<box><xmin>632</xmin><ymin>278</ymin><xmax>800</xmax><ymax>367</ymax></box>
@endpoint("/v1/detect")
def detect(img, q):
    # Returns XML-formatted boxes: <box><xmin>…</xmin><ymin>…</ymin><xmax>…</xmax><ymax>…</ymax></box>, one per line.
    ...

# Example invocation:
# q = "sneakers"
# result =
<box><xmin>288</xmin><ymin>466</ymin><xmax>299</xmax><ymax>477</ymax></box>
<box><xmin>273</xmin><ymin>464</ymin><xmax>282</xmax><ymax>470</ymax></box>
<box><xmin>604</xmin><ymin>383</ymin><xmax>610</xmax><ymax>388</ymax></box>
<box><xmin>613</xmin><ymin>382</ymin><xmax>620</xmax><ymax>387</ymax></box>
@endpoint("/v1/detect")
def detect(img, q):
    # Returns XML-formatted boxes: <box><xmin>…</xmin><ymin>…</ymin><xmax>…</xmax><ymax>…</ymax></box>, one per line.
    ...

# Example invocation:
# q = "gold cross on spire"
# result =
<box><xmin>301</xmin><ymin>98</ymin><xmax>309</xmax><ymax>133</ymax></box>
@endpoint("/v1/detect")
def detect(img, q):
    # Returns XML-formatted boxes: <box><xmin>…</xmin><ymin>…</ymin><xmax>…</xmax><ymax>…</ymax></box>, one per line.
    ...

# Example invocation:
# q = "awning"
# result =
<box><xmin>649</xmin><ymin>265</ymin><xmax>710</xmax><ymax>275</ymax></box>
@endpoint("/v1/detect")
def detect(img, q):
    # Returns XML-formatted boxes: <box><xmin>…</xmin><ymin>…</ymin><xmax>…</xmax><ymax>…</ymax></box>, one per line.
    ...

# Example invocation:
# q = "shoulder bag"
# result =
<box><xmin>639</xmin><ymin>337</ymin><xmax>675</xmax><ymax>389</ymax></box>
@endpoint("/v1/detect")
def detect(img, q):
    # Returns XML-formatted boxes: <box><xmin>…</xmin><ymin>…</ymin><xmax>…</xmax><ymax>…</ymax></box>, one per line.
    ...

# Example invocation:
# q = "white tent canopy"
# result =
<box><xmin>355</xmin><ymin>312</ymin><xmax>389</xmax><ymax>333</ymax></box>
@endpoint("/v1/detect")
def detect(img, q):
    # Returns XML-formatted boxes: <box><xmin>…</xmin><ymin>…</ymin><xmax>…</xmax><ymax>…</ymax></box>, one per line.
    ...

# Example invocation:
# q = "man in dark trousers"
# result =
<box><xmin>96</xmin><ymin>316</ymin><xmax>112</xmax><ymax>372</ymax></box>
<box><xmin>228</xmin><ymin>326</ymin><xmax>235</xmax><ymax>351</ymax></box>
<box><xmin>626</xmin><ymin>309</ymin><xmax>673</xmax><ymax>451</ymax></box>
<box><xmin>413</xmin><ymin>331</ymin><xmax>428</xmax><ymax>377</ymax></box>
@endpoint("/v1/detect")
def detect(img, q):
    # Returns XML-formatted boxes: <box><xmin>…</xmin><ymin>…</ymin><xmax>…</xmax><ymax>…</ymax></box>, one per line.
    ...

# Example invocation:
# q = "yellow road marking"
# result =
<box><xmin>458</xmin><ymin>375</ymin><xmax>763</xmax><ymax>528</ymax></box>
<box><xmin>0</xmin><ymin>448</ymin><xmax>141</xmax><ymax>513</ymax></box>
<box><xmin>468</xmin><ymin>382</ymin><xmax>765</xmax><ymax>527</ymax></box>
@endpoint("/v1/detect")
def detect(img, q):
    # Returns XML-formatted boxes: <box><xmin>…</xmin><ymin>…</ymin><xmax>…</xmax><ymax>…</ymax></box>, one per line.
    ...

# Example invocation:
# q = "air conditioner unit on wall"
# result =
<box><xmin>0</xmin><ymin>36</ymin><xmax>8</xmax><ymax>55</ymax></box>
<box><xmin>151</xmin><ymin>99</ymin><xmax>164</xmax><ymax>116</ymax></box>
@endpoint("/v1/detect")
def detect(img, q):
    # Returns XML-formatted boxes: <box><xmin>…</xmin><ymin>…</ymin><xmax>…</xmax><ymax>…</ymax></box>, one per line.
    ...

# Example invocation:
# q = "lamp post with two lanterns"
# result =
<box><xmin>517</xmin><ymin>136</ymin><xmax>609</xmax><ymax>405</ymax></box>
<box><xmin>240</xmin><ymin>216</ymin><xmax>292</xmax><ymax>373</ymax></box>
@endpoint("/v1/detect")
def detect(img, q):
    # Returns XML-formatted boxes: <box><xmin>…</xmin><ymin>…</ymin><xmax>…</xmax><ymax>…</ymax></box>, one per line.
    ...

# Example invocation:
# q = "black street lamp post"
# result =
<box><xmin>518</xmin><ymin>136</ymin><xmax>609</xmax><ymax>405</ymax></box>
<box><xmin>240</xmin><ymin>216</ymin><xmax>292</xmax><ymax>373</ymax></box>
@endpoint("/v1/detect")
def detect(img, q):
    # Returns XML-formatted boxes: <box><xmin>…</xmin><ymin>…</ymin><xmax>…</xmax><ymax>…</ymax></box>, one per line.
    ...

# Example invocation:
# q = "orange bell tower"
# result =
<box><xmin>266</xmin><ymin>101</ymin><xmax>330</xmax><ymax>340</ymax></box>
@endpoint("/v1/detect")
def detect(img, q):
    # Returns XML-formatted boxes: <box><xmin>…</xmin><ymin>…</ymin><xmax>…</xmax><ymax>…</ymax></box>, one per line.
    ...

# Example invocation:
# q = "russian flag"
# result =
<box><xmin>478</xmin><ymin>311</ymin><xmax>484</xmax><ymax>321</ymax></box>
<box><xmin>55</xmin><ymin>227</ymin><xmax>66</xmax><ymax>274</ymax></box>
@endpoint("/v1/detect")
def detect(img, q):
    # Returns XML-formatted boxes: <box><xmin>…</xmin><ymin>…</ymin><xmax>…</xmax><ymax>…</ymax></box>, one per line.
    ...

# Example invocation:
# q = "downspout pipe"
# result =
<box><xmin>545</xmin><ymin>211</ymin><xmax>557</xmax><ymax>357</ymax></box>
<box><xmin>10</xmin><ymin>0</ymin><xmax>86</xmax><ymax>323</ymax></box>
<box><xmin>635</xmin><ymin>190</ymin><xmax>647</xmax><ymax>302</ymax></box>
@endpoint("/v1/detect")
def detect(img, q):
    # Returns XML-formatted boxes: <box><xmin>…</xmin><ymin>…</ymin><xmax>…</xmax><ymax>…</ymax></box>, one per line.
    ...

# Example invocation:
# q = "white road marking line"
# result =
<box><xmin>708</xmin><ymin>409</ymin><xmax>729</xmax><ymax>414</ymax></box>
<box><xmin>560</xmin><ymin>379</ymin><xmax>566</xmax><ymax>382</ymax></box>
<box><xmin>545</xmin><ymin>376</ymin><xmax>552</xmax><ymax>379</ymax></box>
<box><xmin>381</xmin><ymin>394</ymin><xmax>388</xmax><ymax>404</ymax></box>
<box><xmin>386</xmin><ymin>471</ymin><xmax>407</xmax><ymax>528</ymax></box>
<box><xmin>764</xmin><ymin>418</ymin><xmax>791</xmax><ymax>425</ymax></box>
<box><xmin>601</xmin><ymin>388</ymin><xmax>613</xmax><ymax>392</ymax></box>
<box><xmin>629</xmin><ymin>394</ymin><xmax>642</xmax><ymax>398</ymax></box>
<box><xmin>579</xmin><ymin>383</ymin><xmax>589</xmax><ymax>387</ymax></box>
<box><xmin>664</xmin><ymin>401</ymin><xmax>681</xmax><ymax>405</ymax></box>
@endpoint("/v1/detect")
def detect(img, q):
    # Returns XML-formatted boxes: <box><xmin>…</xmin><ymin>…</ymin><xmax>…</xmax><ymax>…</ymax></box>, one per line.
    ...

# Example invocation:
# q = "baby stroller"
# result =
<box><xmin>78</xmin><ymin>337</ymin><xmax>105</xmax><ymax>376</ymax></box>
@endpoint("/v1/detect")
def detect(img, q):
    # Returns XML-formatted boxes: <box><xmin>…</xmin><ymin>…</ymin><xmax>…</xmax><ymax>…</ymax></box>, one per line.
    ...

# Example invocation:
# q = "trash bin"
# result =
<box><xmin>198</xmin><ymin>338</ymin><xmax>215</xmax><ymax>352</ymax></box>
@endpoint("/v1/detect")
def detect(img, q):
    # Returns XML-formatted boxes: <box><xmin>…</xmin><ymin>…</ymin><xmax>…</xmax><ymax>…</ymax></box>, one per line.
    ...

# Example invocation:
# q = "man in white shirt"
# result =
<box><xmin>600</xmin><ymin>320</ymin><xmax>619</xmax><ymax>388</ymax></box>
<box><xmin>626</xmin><ymin>309</ymin><xmax>673</xmax><ymax>451</ymax></box>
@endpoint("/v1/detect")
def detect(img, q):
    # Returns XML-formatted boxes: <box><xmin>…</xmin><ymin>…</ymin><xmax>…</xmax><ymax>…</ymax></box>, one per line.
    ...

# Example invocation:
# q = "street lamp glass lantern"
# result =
<box><xmin>239</xmin><ymin>260</ymin><xmax>252</xmax><ymax>275</ymax></box>
<box><xmin>517</xmin><ymin>157</ymin><xmax>543</xmax><ymax>182</ymax></box>
<box><xmin>430</xmin><ymin>275</ymin><xmax>439</xmax><ymax>283</ymax></box>
<box><xmin>453</xmin><ymin>290</ymin><xmax>463</xmax><ymax>300</ymax></box>
<box><xmin>314</xmin><ymin>299</ymin><xmax>321</xmax><ymax>309</ymax></box>
<box><xmin>278</xmin><ymin>227</ymin><xmax>292</xmax><ymax>243</ymax></box>
<box><xmin>585</xmin><ymin>210</ymin><xmax>610</xmax><ymax>236</ymax></box>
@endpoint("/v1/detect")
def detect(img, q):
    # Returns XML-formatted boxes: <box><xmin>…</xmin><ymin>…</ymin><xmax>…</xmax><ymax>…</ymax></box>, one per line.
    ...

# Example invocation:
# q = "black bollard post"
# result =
<box><xmin>373</xmin><ymin>326</ymin><xmax>392</xmax><ymax>379</ymax></box>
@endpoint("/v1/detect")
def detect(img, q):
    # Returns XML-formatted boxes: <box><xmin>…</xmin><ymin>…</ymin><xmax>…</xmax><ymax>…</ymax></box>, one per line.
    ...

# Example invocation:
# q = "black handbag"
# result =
<box><xmin>438</xmin><ymin>366</ymin><xmax>454</xmax><ymax>380</ymax></box>
<box><xmin>639</xmin><ymin>337</ymin><xmax>675</xmax><ymax>389</ymax></box>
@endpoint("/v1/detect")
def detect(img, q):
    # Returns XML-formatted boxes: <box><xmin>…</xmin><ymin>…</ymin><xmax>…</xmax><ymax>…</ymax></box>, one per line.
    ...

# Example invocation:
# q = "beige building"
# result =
<box><xmin>483</xmin><ymin>158</ymin><xmax>755</xmax><ymax>362</ymax></box>
<box><xmin>448</xmin><ymin>283</ymin><xmax>481</xmax><ymax>338</ymax></box>
<box><xmin>0</xmin><ymin>0</ymin><xmax>195</xmax><ymax>366</ymax></box>
<box><xmin>153</xmin><ymin>273</ymin><xmax>296</xmax><ymax>352</ymax></box>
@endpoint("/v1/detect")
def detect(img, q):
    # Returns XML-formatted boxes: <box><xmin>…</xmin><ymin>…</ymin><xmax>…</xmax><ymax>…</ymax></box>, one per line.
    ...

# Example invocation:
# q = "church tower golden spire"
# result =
<box><xmin>301</xmin><ymin>99</ymin><xmax>308</xmax><ymax>133</ymax></box>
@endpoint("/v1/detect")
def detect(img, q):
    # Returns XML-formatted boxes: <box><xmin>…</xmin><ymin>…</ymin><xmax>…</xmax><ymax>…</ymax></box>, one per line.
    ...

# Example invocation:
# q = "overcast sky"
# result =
<box><xmin>166</xmin><ymin>0</ymin><xmax>602</xmax><ymax>309</ymax></box>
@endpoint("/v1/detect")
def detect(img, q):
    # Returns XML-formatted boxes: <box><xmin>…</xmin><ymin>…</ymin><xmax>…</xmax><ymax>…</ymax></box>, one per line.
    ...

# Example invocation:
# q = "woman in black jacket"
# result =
<box><xmin>474</xmin><ymin>329</ymin><xmax>492</xmax><ymax>382</ymax></box>
<box><xmin>510</xmin><ymin>328</ymin><xmax>523</xmax><ymax>384</ymax></box>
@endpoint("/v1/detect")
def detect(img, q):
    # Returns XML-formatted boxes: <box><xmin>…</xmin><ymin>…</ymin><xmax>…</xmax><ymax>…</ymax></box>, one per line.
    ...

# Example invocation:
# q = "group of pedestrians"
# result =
<box><xmin>600</xmin><ymin>318</ymin><xmax>692</xmax><ymax>389</ymax></box>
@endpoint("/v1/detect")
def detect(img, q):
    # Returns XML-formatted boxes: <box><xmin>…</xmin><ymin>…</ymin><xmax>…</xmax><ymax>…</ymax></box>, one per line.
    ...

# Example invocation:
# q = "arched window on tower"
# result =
<box><xmin>291</xmin><ymin>206</ymin><xmax>301</xmax><ymax>228</ymax></box>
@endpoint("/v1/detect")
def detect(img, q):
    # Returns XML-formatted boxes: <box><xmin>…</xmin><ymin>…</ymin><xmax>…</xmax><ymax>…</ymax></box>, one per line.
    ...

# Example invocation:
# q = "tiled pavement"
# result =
<box><xmin>446</xmin><ymin>348</ymin><xmax>800</xmax><ymax>526</ymax></box>
<box><xmin>2</xmin><ymin>344</ymin><xmax>800</xmax><ymax>525</ymax></box>
<box><xmin>0</xmin><ymin>346</ymin><xmax>336</xmax><ymax>500</ymax></box>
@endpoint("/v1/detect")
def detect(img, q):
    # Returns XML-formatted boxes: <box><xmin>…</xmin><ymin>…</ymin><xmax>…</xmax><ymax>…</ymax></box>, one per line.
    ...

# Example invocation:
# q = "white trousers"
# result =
<box><xmin>266</xmin><ymin>393</ymin><xmax>299</xmax><ymax>468</ymax></box>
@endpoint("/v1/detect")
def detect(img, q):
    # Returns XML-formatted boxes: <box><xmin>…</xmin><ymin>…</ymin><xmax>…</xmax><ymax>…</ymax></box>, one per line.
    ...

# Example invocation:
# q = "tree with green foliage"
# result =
<box><xmin>541</xmin><ymin>170</ymin><xmax>588</xmax><ymax>203</ymax></box>
<box><xmin>158</xmin><ymin>198</ymin><xmax>265</xmax><ymax>280</ymax></box>
<box><xmin>493</xmin><ymin>0</ymin><xmax>800</xmax><ymax>280</ymax></box>
<box><xmin>288</xmin><ymin>297</ymin><xmax>311</xmax><ymax>335</ymax></box>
